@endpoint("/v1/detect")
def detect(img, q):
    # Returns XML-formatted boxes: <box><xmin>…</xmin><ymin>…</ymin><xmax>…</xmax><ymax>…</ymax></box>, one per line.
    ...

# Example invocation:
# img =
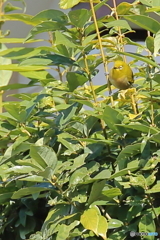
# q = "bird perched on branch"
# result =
<box><xmin>109</xmin><ymin>60</ymin><xmax>134</xmax><ymax>90</ymax></box>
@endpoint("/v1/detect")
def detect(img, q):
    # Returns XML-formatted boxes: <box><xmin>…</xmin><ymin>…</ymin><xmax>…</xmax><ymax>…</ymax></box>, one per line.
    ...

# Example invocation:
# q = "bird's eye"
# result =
<box><xmin>114</xmin><ymin>66</ymin><xmax>123</xmax><ymax>70</ymax></box>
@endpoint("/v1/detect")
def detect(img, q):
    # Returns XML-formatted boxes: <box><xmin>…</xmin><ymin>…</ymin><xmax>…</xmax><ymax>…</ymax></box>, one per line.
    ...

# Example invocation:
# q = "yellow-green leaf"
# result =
<box><xmin>0</xmin><ymin>44</ymin><xmax>12</xmax><ymax>86</ymax></box>
<box><xmin>0</xmin><ymin>64</ymin><xmax>49</xmax><ymax>71</ymax></box>
<box><xmin>60</xmin><ymin>0</ymin><xmax>81</xmax><ymax>9</ymax></box>
<box><xmin>80</xmin><ymin>207</ymin><xmax>107</xmax><ymax>239</ymax></box>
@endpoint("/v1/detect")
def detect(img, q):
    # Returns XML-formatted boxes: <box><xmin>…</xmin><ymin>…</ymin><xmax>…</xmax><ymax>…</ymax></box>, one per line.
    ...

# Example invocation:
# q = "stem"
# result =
<box><xmin>48</xmin><ymin>31</ymin><xmax>53</xmax><ymax>45</ymax></box>
<box><xmin>83</xmin><ymin>54</ymin><xmax>97</xmax><ymax>102</ymax></box>
<box><xmin>147</xmin><ymin>31</ymin><xmax>154</xmax><ymax>126</ymax></box>
<box><xmin>147</xmin><ymin>194</ymin><xmax>160</xmax><ymax>227</ymax></box>
<box><xmin>83</xmin><ymin>53</ymin><xmax>111</xmax><ymax>153</ymax></box>
<box><xmin>0</xmin><ymin>91</ymin><xmax>3</xmax><ymax>113</ymax></box>
<box><xmin>0</xmin><ymin>0</ymin><xmax>4</xmax><ymax>113</ymax></box>
<box><xmin>0</xmin><ymin>0</ymin><xmax>3</xmax><ymax>16</ymax></box>
<box><xmin>89</xmin><ymin>0</ymin><xmax>113</xmax><ymax>99</ymax></box>
<box><xmin>112</xmin><ymin>0</ymin><xmax>126</xmax><ymax>62</ymax></box>
<box><xmin>150</xmin><ymin>80</ymin><xmax>154</xmax><ymax>126</ymax></box>
<box><xmin>57</xmin><ymin>66</ymin><xmax>63</xmax><ymax>82</ymax></box>
<box><xmin>131</xmin><ymin>93</ymin><xmax>138</xmax><ymax>115</ymax></box>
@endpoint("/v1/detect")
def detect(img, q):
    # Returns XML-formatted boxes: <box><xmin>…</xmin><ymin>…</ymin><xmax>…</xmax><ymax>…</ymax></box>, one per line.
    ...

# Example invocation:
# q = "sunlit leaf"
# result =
<box><xmin>0</xmin><ymin>44</ymin><xmax>12</xmax><ymax>86</ymax></box>
<box><xmin>124</xmin><ymin>15</ymin><xmax>160</xmax><ymax>34</ymax></box>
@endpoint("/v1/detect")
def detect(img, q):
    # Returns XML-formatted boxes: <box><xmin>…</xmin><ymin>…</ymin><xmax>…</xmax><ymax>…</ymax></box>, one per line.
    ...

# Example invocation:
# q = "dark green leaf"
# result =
<box><xmin>20</xmin><ymin>54</ymin><xmax>77</xmax><ymax>67</ymax></box>
<box><xmin>25</xmin><ymin>22</ymin><xmax>67</xmax><ymax>41</ymax></box>
<box><xmin>88</xmin><ymin>180</ymin><xmax>106</xmax><ymax>205</ymax></box>
<box><xmin>31</xmin><ymin>9</ymin><xmax>68</xmax><ymax>24</ymax></box>
<box><xmin>67</xmin><ymin>72</ymin><xmax>88</xmax><ymax>91</ymax></box>
<box><xmin>117</xmin><ymin>143</ymin><xmax>141</xmax><ymax>169</ymax></box>
<box><xmin>69</xmin><ymin>9</ymin><xmax>90</xmax><ymax>28</ymax></box>
<box><xmin>102</xmin><ymin>106</ymin><xmax>124</xmax><ymax>135</ymax></box>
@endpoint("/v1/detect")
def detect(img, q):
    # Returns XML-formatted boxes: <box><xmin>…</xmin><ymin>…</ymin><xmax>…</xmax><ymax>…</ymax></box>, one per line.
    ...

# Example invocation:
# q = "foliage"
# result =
<box><xmin>0</xmin><ymin>0</ymin><xmax>160</xmax><ymax>239</ymax></box>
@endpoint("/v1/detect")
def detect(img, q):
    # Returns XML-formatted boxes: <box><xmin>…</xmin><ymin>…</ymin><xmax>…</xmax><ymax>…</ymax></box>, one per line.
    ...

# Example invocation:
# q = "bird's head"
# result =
<box><xmin>113</xmin><ymin>60</ymin><xmax>125</xmax><ymax>70</ymax></box>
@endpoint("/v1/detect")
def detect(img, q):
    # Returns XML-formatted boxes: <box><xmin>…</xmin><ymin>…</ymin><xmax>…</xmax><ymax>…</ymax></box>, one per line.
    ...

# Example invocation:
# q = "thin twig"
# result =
<box><xmin>83</xmin><ymin>51</ymin><xmax>111</xmax><ymax>153</ymax></box>
<box><xmin>89</xmin><ymin>0</ymin><xmax>113</xmax><ymax>101</ymax></box>
<box><xmin>147</xmin><ymin>31</ymin><xmax>154</xmax><ymax>126</ymax></box>
<box><xmin>147</xmin><ymin>193</ymin><xmax>160</xmax><ymax>228</ymax></box>
<box><xmin>112</xmin><ymin>0</ymin><xmax>126</xmax><ymax>62</ymax></box>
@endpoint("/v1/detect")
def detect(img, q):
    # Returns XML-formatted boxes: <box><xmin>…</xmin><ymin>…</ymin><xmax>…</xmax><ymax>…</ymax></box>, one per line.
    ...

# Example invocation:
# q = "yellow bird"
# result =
<box><xmin>109</xmin><ymin>60</ymin><xmax>134</xmax><ymax>90</ymax></box>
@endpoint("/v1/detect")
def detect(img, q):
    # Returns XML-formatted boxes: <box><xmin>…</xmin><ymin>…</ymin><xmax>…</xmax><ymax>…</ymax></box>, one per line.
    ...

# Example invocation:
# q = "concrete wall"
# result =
<box><xmin>3</xmin><ymin>1</ymin><xmax>160</xmax><ymax>100</ymax></box>
<box><xmin>3</xmin><ymin>0</ymin><xmax>69</xmax><ymax>99</ymax></box>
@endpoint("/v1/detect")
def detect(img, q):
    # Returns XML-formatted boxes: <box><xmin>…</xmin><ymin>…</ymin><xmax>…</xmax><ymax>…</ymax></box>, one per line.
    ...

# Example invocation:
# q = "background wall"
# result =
<box><xmin>3</xmin><ymin>1</ymin><xmax>159</xmax><ymax>100</ymax></box>
<box><xmin>3</xmin><ymin>0</ymin><xmax>69</xmax><ymax>99</ymax></box>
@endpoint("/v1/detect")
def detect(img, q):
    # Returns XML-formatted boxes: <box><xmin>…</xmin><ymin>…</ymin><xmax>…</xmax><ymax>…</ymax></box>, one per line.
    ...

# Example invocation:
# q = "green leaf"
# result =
<box><xmin>55</xmin><ymin>103</ymin><xmax>78</xmax><ymax>127</ymax></box>
<box><xmin>124</xmin><ymin>15</ymin><xmax>160</xmax><ymax>34</ymax></box>
<box><xmin>117</xmin><ymin>143</ymin><xmax>141</xmax><ymax>170</ymax></box>
<box><xmin>116</xmin><ymin>2</ymin><xmax>132</xmax><ymax>15</ymax></box>
<box><xmin>0</xmin><ymin>47</ymin><xmax>44</xmax><ymax>59</ymax></box>
<box><xmin>0</xmin><ymin>64</ymin><xmax>49</xmax><ymax>71</ymax></box>
<box><xmin>69</xmin><ymin>9</ymin><xmax>90</xmax><ymax>28</ymax></box>
<box><xmin>67</xmin><ymin>72</ymin><xmax>88</xmax><ymax>91</ymax></box>
<box><xmin>21</xmin><ymin>54</ymin><xmax>77</xmax><ymax>67</ymax></box>
<box><xmin>57</xmin><ymin>132</ymin><xmax>79</xmax><ymax>152</ymax></box>
<box><xmin>154</xmin><ymin>30</ymin><xmax>160</xmax><ymax>56</ymax></box>
<box><xmin>127</xmin><ymin>205</ymin><xmax>143</xmax><ymax>222</ymax></box>
<box><xmin>80</xmin><ymin>207</ymin><xmax>107</xmax><ymax>239</ymax></box>
<box><xmin>69</xmin><ymin>167</ymin><xmax>88</xmax><ymax>186</ymax></box>
<box><xmin>88</xmin><ymin>180</ymin><xmax>106</xmax><ymax>205</ymax></box>
<box><xmin>60</xmin><ymin>0</ymin><xmax>81</xmax><ymax>9</ymax></box>
<box><xmin>12</xmin><ymin>186</ymin><xmax>51</xmax><ymax>199</ymax></box>
<box><xmin>130</xmin><ymin>175</ymin><xmax>147</xmax><ymax>189</ymax></box>
<box><xmin>0</xmin><ymin>192</ymin><xmax>14</xmax><ymax>204</ymax></box>
<box><xmin>30</xmin><ymin>145</ymin><xmax>57</xmax><ymax>170</ymax></box>
<box><xmin>139</xmin><ymin>213</ymin><xmax>156</xmax><ymax>240</ymax></box>
<box><xmin>0</xmin><ymin>44</ymin><xmax>12</xmax><ymax>86</ymax></box>
<box><xmin>108</xmin><ymin>219</ymin><xmax>123</xmax><ymax>229</ymax></box>
<box><xmin>102</xmin><ymin>188</ymin><xmax>121</xmax><ymax>199</ymax></box>
<box><xmin>0</xmin><ymin>38</ymin><xmax>42</xmax><ymax>44</ymax></box>
<box><xmin>19</xmin><ymin>219</ymin><xmax>36</xmax><ymax>240</ymax></box>
<box><xmin>117</xmin><ymin>123</ymin><xmax>158</xmax><ymax>134</ymax></box>
<box><xmin>146</xmin><ymin>6</ymin><xmax>160</xmax><ymax>12</ymax></box>
<box><xmin>146</xmin><ymin>36</ymin><xmax>154</xmax><ymax>54</ymax></box>
<box><xmin>56</xmin><ymin>221</ymin><xmax>79</xmax><ymax>240</ymax></box>
<box><xmin>55</xmin><ymin>31</ymin><xmax>76</xmax><ymax>48</ymax></box>
<box><xmin>20</xmin><ymin>70</ymin><xmax>55</xmax><ymax>86</ymax></box>
<box><xmin>115</xmin><ymin>52</ymin><xmax>159</xmax><ymax>67</ymax></box>
<box><xmin>0</xmin><ymin>83</ymin><xmax>34</xmax><ymax>91</ymax></box>
<box><xmin>19</xmin><ymin>208</ymin><xmax>27</xmax><ymax>227</ymax></box>
<box><xmin>18</xmin><ymin>175</ymin><xmax>45</xmax><ymax>182</ymax></box>
<box><xmin>70</xmin><ymin>153</ymin><xmax>88</xmax><ymax>172</ymax></box>
<box><xmin>93</xmin><ymin>169</ymin><xmax>111</xmax><ymax>180</ymax></box>
<box><xmin>105</xmin><ymin>20</ymin><xmax>131</xmax><ymax>31</ymax></box>
<box><xmin>4</xmin><ymin>3</ymin><xmax>22</xmax><ymax>13</ymax></box>
<box><xmin>31</xmin><ymin>9</ymin><xmax>68</xmax><ymax>24</ymax></box>
<box><xmin>140</xmin><ymin>0</ymin><xmax>160</xmax><ymax>7</ymax></box>
<box><xmin>98</xmin><ymin>215</ymin><xmax>108</xmax><ymax>240</ymax></box>
<box><xmin>42</xmin><ymin>204</ymin><xmax>71</xmax><ymax>231</ymax></box>
<box><xmin>150</xmin><ymin>133</ymin><xmax>160</xmax><ymax>144</ymax></box>
<box><xmin>102</xmin><ymin>106</ymin><xmax>124</xmax><ymax>135</ymax></box>
<box><xmin>6</xmin><ymin>165</ymin><xmax>38</xmax><ymax>174</ymax></box>
<box><xmin>1</xmin><ymin>142</ymin><xmax>30</xmax><ymax>165</ymax></box>
<box><xmin>110</xmin><ymin>167</ymin><xmax>139</xmax><ymax>179</ymax></box>
<box><xmin>25</xmin><ymin>21</ymin><xmax>67</xmax><ymax>41</ymax></box>
<box><xmin>146</xmin><ymin>183</ymin><xmax>160</xmax><ymax>193</ymax></box>
<box><xmin>4</xmin><ymin>103</ymin><xmax>25</xmax><ymax>122</ymax></box>
<box><xmin>2</xmin><ymin>13</ymin><xmax>37</xmax><ymax>26</ymax></box>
